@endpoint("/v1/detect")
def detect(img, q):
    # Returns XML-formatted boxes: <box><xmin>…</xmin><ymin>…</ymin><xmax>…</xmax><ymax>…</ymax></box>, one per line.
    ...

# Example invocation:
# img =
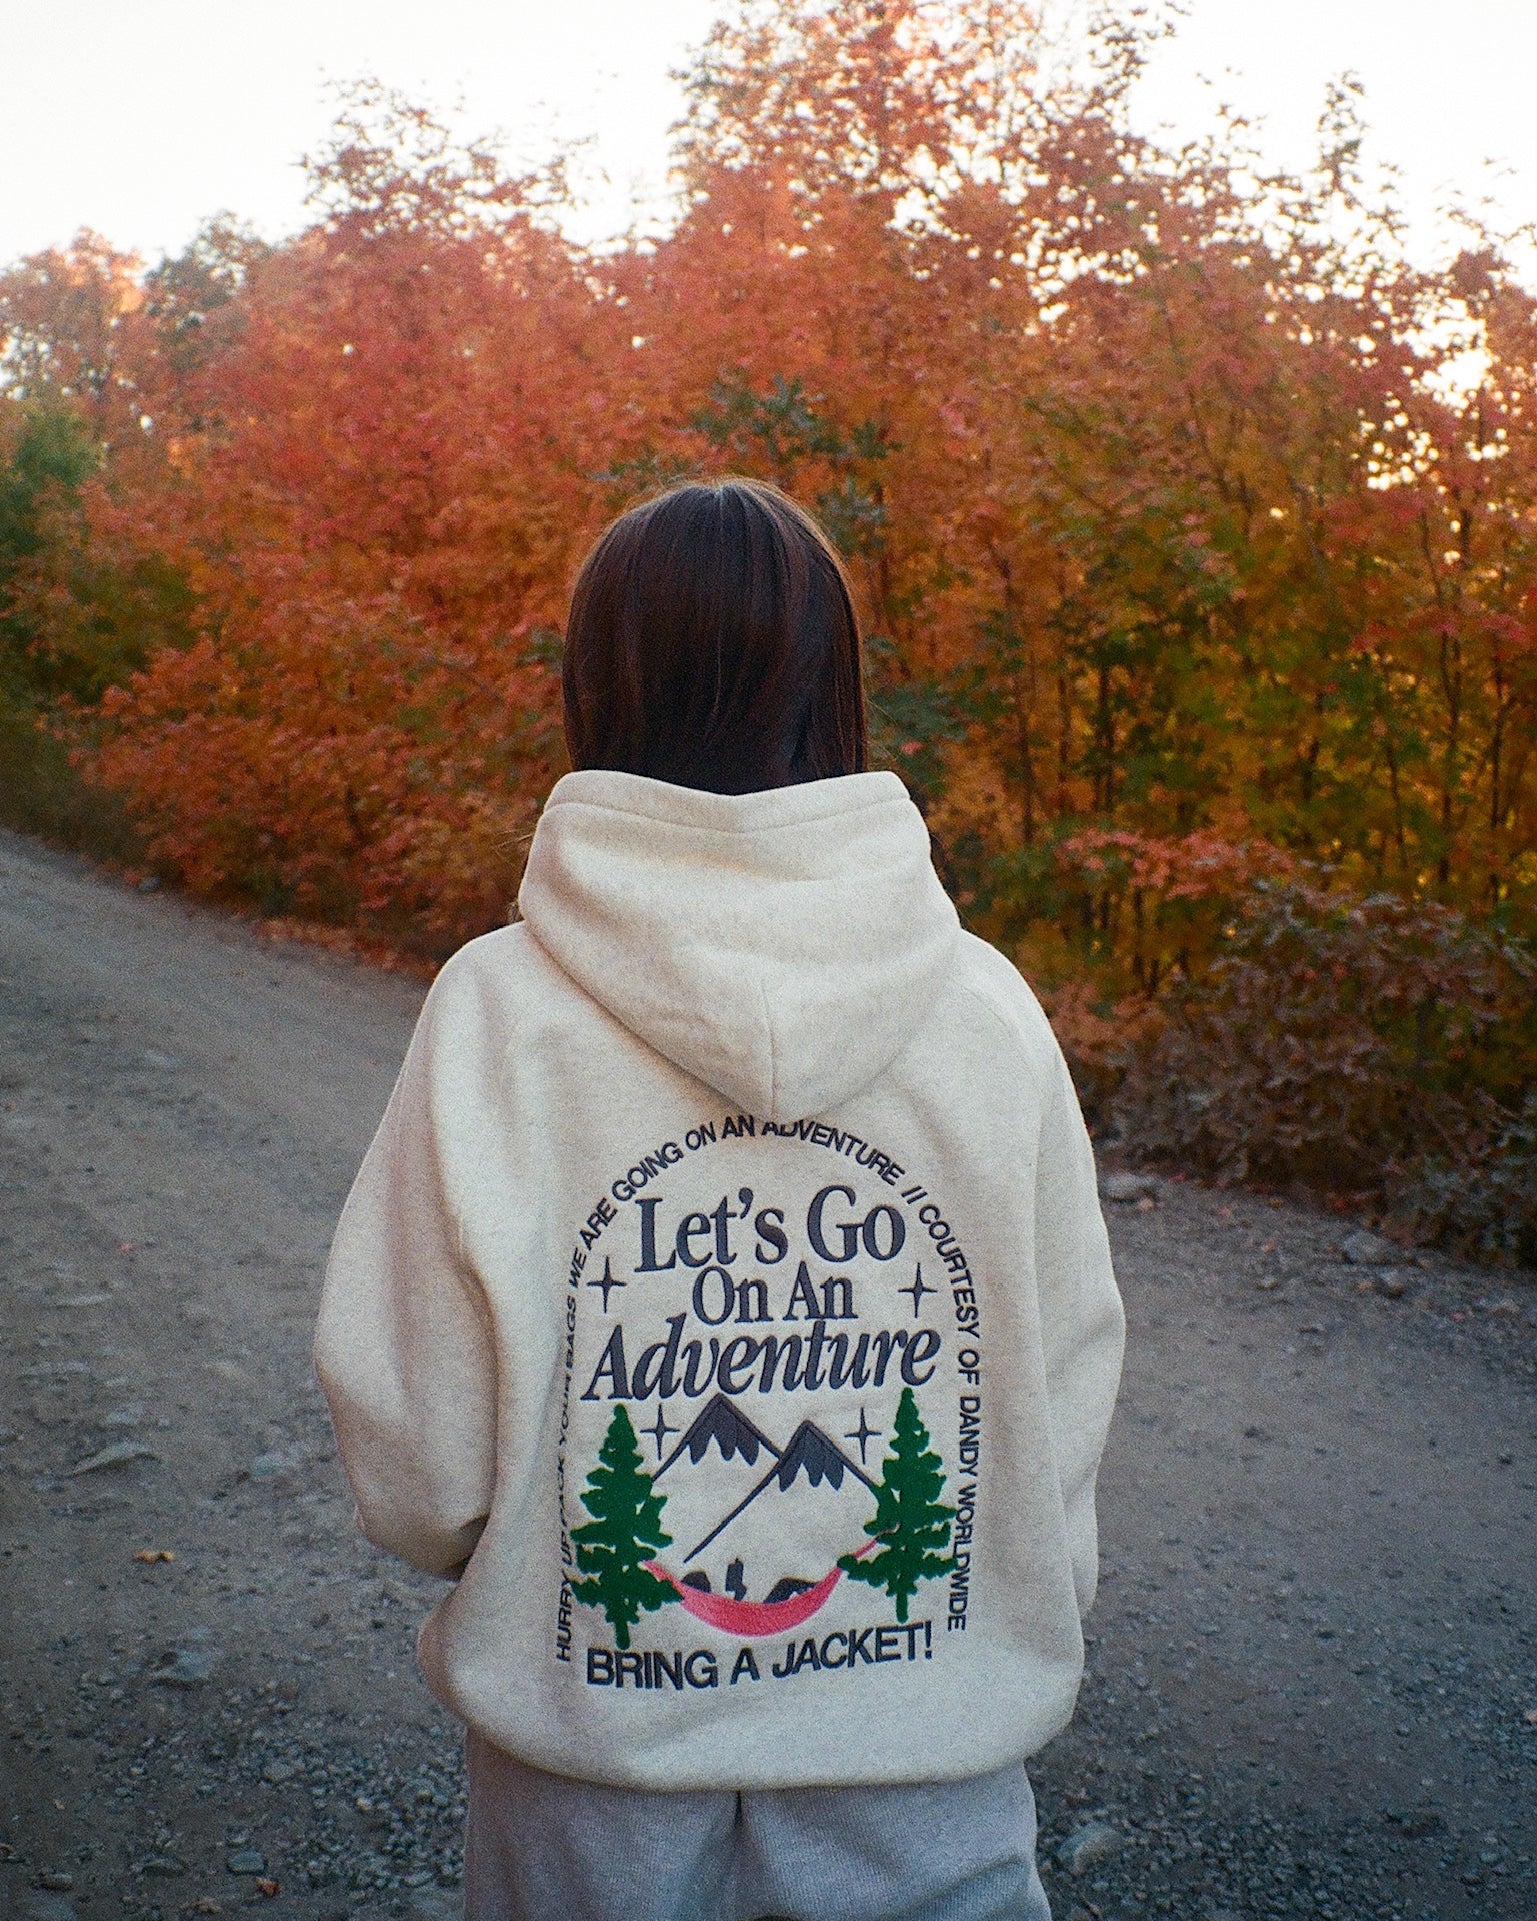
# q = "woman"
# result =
<box><xmin>315</xmin><ymin>477</ymin><xmax>1124</xmax><ymax>1921</ymax></box>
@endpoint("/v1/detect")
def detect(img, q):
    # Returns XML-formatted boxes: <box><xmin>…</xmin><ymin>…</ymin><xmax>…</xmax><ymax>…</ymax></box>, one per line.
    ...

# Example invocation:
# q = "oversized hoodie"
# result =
<box><xmin>315</xmin><ymin>769</ymin><xmax>1124</xmax><ymax>1790</ymax></box>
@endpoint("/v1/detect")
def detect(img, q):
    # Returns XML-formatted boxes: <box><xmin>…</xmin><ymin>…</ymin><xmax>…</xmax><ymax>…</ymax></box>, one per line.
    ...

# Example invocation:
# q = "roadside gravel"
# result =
<box><xmin>1</xmin><ymin>828</ymin><xmax>1532</xmax><ymax>1921</ymax></box>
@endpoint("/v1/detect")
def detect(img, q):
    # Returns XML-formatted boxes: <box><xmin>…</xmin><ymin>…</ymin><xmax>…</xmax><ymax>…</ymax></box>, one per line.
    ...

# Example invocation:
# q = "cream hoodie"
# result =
<box><xmin>315</xmin><ymin>769</ymin><xmax>1124</xmax><ymax>1789</ymax></box>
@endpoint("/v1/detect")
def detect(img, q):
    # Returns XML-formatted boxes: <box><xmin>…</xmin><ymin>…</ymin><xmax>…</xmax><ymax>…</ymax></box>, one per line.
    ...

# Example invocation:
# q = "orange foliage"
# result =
<box><xmin>2</xmin><ymin>7</ymin><xmax>1536</xmax><ymax>981</ymax></box>
<box><xmin>67</xmin><ymin>96</ymin><xmax>611</xmax><ymax>937</ymax></box>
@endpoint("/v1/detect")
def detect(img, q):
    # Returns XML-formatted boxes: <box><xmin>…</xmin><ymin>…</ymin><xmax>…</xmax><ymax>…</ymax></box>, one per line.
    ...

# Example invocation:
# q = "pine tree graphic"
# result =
<box><xmin>570</xmin><ymin>1405</ymin><xmax>673</xmax><ymax>1649</ymax></box>
<box><xmin>839</xmin><ymin>1387</ymin><xmax>955</xmax><ymax>1623</ymax></box>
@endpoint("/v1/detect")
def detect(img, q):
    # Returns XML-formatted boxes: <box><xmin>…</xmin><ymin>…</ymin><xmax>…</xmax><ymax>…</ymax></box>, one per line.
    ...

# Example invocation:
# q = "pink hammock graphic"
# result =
<box><xmin>645</xmin><ymin>1537</ymin><xmax>880</xmax><ymax>1639</ymax></box>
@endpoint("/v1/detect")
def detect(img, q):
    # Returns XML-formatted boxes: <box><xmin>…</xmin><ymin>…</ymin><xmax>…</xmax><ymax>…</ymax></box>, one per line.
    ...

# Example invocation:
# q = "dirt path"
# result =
<box><xmin>1</xmin><ymin>827</ymin><xmax>1533</xmax><ymax>1921</ymax></box>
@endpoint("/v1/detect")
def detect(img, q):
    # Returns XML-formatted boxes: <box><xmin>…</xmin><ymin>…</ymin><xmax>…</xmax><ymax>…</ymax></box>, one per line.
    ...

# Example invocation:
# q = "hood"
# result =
<box><xmin>518</xmin><ymin>769</ymin><xmax>960</xmax><ymax>1121</ymax></box>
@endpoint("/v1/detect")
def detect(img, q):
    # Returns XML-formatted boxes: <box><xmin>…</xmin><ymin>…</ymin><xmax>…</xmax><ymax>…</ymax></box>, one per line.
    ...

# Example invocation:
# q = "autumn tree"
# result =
<box><xmin>0</xmin><ymin>403</ymin><xmax>97</xmax><ymax>696</ymax></box>
<box><xmin>81</xmin><ymin>88</ymin><xmax>608</xmax><ymax>940</ymax></box>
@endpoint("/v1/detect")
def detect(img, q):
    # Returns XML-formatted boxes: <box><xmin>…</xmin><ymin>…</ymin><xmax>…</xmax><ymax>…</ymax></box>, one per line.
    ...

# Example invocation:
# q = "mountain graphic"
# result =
<box><xmin>684</xmin><ymin>1417</ymin><xmax>875</xmax><ymax>1563</ymax></box>
<box><xmin>656</xmin><ymin>1394</ymin><xmax>782</xmax><ymax>1478</ymax></box>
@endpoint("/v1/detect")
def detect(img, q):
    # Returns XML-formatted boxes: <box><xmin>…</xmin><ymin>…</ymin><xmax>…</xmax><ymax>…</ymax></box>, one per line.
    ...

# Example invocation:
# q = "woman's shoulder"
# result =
<box><xmin>423</xmin><ymin>918</ymin><xmax>645</xmax><ymax>1052</ymax></box>
<box><xmin>947</xmin><ymin>931</ymin><xmax>1062</xmax><ymax>1073</ymax></box>
<box><xmin>433</xmin><ymin>919</ymin><xmax>547</xmax><ymax>990</ymax></box>
<box><xmin>414</xmin><ymin>921</ymin><xmax>581</xmax><ymax>1048</ymax></box>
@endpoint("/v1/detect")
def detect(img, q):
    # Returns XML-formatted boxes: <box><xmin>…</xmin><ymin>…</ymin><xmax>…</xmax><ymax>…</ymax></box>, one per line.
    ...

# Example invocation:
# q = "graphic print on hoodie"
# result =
<box><xmin>315</xmin><ymin>768</ymin><xmax>1124</xmax><ymax>1788</ymax></box>
<box><xmin>556</xmin><ymin>1124</ymin><xmax>981</xmax><ymax>1686</ymax></box>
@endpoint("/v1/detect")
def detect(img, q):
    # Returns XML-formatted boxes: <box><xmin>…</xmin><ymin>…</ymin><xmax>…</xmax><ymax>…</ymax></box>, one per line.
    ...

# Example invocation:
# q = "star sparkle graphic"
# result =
<box><xmin>644</xmin><ymin>1405</ymin><xmax>678</xmax><ymax>1459</ymax></box>
<box><xmin>844</xmin><ymin>1407</ymin><xmax>880</xmax><ymax>1466</ymax></box>
<box><xmin>588</xmin><ymin>1256</ymin><xmax>625</xmax><ymax>1311</ymax></box>
<box><xmin>899</xmin><ymin>1262</ymin><xmax>935</xmax><ymax>1317</ymax></box>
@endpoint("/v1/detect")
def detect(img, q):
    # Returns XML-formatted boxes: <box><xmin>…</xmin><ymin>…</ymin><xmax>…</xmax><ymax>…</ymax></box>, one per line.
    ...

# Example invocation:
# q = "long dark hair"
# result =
<box><xmin>562</xmin><ymin>477</ymin><xmax>867</xmax><ymax>794</ymax></box>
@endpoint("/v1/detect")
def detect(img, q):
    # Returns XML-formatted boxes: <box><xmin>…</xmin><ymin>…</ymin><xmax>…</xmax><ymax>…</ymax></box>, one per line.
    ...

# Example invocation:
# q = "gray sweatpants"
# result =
<box><xmin>464</xmin><ymin>1733</ymin><xmax>1053</xmax><ymax>1921</ymax></box>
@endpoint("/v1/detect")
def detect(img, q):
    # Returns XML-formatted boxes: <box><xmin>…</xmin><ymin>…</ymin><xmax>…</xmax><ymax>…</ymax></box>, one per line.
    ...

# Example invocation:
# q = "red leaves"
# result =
<box><xmin>0</xmin><ymin>12</ymin><xmax>1522</xmax><ymax>988</ymax></box>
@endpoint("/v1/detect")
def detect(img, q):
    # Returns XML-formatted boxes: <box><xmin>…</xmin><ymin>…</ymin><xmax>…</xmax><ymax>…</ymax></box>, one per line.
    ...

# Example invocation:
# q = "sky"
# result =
<box><xmin>1</xmin><ymin>0</ymin><xmax>1534</xmax><ymax>270</ymax></box>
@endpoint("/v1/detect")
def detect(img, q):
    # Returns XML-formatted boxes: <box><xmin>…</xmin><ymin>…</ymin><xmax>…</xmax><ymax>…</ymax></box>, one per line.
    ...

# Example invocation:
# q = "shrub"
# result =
<box><xmin>1395</xmin><ymin>1093</ymin><xmax>1537</xmax><ymax>1269</ymax></box>
<box><xmin>1102</xmin><ymin>877</ymin><xmax>1536</xmax><ymax>1258</ymax></box>
<box><xmin>0</xmin><ymin>701</ymin><xmax>142</xmax><ymax>862</ymax></box>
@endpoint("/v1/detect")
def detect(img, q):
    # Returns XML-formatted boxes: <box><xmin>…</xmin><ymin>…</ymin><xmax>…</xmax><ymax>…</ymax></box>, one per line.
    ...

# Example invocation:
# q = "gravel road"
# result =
<box><xmin>2</xmin><ymin>827</ymin><xmax>1534</xmax><ymax>1921</ymax></box>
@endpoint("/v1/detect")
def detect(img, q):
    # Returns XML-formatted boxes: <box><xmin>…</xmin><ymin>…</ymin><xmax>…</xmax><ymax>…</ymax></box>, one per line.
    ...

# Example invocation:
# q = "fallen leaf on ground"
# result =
<box><xmin>1058</xmin><ymin>1819</ymin><xmax>1126</xmax><ymax>1873</ymax></box>
<box><xmin>254</xmin><ymin>1879</ymin><xmax>280</xmax><ymax>1899</ymax></box>
<box><xmin>1525</xmin><ymin>1707</ymin><xmax>1537</xmax><ymax>1725</ymax></box>
<box><xmin>151</xmin><ymin>1647</ymin><xmax>215</xmax><ymax>1686</ymax></box>
<box><xmin>133</xmin><ymin>1547</ymin><xmax>176</xmax><ymax>1563</ymax></box>
<box><xmin>70</xmin><ymin>1440</ymin><xmax>157</xmax><ymax>1476</ymax></box>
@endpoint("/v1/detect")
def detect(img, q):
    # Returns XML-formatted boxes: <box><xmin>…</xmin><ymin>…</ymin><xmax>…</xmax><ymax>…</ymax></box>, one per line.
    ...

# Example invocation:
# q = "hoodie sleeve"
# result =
<box><xmin>314</xmin><ymin>977</ymin><xmax>497</xmax><ymax>1578</ymax></box>
<box><xmin>1032</xmin><ymin>1035</ymin><xmax>1125</xmax><ymax>1615</ymax></box>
